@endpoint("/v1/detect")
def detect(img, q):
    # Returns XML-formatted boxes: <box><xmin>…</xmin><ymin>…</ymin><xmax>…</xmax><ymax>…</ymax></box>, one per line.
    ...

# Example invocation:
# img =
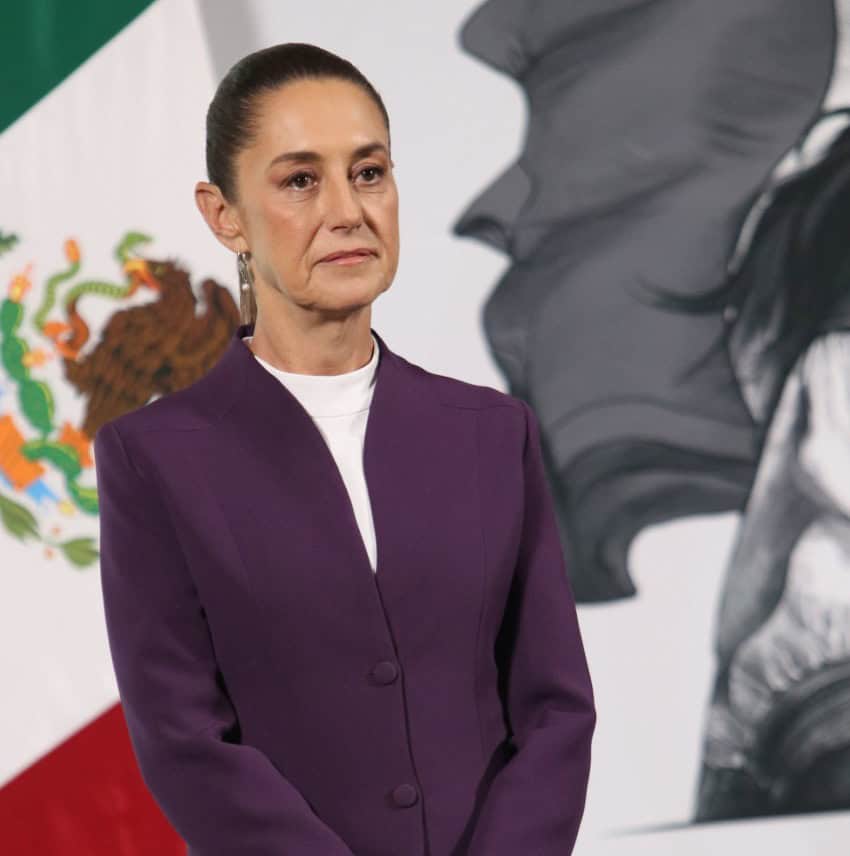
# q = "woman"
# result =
<box><xmin>94</xmin><ymin>42</ymin><xmax>596</xmax><ymax>856</ymax></box>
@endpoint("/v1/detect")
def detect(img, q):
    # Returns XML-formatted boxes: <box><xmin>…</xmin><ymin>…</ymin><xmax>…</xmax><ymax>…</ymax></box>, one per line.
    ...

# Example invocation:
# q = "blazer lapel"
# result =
<box><xmin>198</xmin><ymin>323</ymin><xmax>485</xmax><ymax>656</ymax></box>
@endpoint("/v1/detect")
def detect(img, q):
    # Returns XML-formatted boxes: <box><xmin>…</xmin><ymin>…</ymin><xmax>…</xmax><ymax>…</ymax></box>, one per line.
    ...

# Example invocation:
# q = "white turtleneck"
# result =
<box><xmin>241</xmin><ymin>333</ymin><xmax>380</xmax><ymax>574</ymax></box>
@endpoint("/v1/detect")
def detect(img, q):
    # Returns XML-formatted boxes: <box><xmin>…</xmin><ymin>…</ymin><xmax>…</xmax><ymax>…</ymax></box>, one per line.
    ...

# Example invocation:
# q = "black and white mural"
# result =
<box><xmin>453</xmin><ymin>0</ymin><xmax>850</xmax><ymax>834</ymax></box>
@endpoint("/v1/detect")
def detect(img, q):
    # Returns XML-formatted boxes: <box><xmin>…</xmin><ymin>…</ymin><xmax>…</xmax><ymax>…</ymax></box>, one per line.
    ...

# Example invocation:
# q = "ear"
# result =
<box><xmin>194</xmin><ymin>181</ymin><xmax>247</xmax><ymax>253</ymax></box>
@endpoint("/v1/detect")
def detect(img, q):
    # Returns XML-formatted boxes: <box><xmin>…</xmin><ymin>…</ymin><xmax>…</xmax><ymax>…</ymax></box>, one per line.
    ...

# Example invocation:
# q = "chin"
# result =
<box><xmin>320</xmin><ymin>281</ymin><xmax>385</xmax><ymax>312</ymax></box>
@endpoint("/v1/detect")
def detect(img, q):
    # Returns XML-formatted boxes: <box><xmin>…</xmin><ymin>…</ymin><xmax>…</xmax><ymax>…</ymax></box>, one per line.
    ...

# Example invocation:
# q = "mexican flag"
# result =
<box><xmin>0</xmin><ymin>2</ymin><xmax>237</xmax><ymax>851</ymax></box>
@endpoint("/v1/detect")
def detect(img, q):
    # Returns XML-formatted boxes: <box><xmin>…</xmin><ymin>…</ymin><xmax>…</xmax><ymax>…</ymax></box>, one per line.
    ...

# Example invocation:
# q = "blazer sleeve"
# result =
<box><xmin>94</xmin><ymin>421</ymin><xmax>356</xmax><ymax>856</ymax></box>
<box><xmin>466</xmin><ymin>399</ymin><xmax>597</xmax><ymax>856</ymax></box>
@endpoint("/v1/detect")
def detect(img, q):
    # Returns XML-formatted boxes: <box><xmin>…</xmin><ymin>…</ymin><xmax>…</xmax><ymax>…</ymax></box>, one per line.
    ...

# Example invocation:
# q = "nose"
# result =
<box><xmin>451</xmin><ymin>161</ymin><xmax>528</xmax><ymax>255</ymax></box>
<box><xmin>323</xmin><ymin>172</ymin><xmax>363</xmax><ymax>230</ymax></box>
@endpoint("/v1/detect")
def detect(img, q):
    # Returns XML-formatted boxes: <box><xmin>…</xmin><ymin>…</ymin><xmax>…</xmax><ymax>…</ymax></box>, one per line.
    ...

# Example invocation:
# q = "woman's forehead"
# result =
<box><xmin>251</xmin><ymin>79</ymin><xmax>385</xmax><ymax>145</ymax></box>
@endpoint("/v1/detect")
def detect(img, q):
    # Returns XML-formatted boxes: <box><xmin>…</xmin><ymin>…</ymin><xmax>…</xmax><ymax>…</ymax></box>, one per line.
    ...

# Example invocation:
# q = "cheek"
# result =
<box><xmin>259</xmin><ymin>208</ymin><xmax>313</xmax><ymax>260</ymax></box>
<box><xmin>377</xmin><ymin>198</ymin><xmax>400</xmax><ymax>249</ymax></box>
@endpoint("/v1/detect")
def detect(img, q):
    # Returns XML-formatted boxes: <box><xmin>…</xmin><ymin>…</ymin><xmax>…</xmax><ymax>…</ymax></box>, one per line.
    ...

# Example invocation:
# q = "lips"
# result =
<box><xmin>319</xmin><ymin>249</ymin><xmax>376</xmax><ymax>263</ymax></box>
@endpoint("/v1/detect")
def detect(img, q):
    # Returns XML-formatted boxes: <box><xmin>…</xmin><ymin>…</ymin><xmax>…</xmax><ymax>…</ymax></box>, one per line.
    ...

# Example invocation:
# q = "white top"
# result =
<box><xmin>242</xmin><ymin>333</ymin><xmax>380</xmax><ymax>573</ymax></box>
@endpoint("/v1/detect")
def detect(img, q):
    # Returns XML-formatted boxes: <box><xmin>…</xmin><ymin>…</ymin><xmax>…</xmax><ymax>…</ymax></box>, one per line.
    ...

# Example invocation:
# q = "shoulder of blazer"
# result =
<box><xmin>413</xmin><ymin>357</ymin><xmax>526</xmax><ymax>415</ymax></box>
<box><xmin>94</xmin><ymin>348</ymin><xmax>238</xmax><ymax>452</ymax></box>
<box><xmin>364</xmin><ymin>339</ymin><xmax>527</xmax><ymax>424</ymax></box>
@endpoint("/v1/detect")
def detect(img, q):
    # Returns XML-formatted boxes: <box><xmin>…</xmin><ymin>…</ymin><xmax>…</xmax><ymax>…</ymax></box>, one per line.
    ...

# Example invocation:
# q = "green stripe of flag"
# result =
<box><xmin>1</xmin><ymin>0</ymin><xmax>156</xmax><ymax>134</ymax></box>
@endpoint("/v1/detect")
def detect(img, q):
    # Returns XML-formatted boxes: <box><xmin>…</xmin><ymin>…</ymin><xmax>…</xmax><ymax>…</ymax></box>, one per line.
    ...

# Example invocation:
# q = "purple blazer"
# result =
<box><xmin>94</xmin><ymin>322</ymin><xmax>596</xmax><ymax>856</ymax></box>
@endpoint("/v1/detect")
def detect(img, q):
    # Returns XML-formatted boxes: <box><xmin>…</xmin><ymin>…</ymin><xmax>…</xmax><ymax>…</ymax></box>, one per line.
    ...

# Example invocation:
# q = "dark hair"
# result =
<box><xmin>204</xmin><ymin>42</ymin><xmax>391</xmax><ymax>324</ymax></box>
<box><xmin>639</xmin><ymin>107</ymin><xmax>850</xmax><ymax>437</ymax></box>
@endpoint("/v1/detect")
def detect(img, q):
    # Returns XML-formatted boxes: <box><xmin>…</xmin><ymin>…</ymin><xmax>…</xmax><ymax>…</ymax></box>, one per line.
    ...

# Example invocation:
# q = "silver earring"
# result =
<box><xmin>237</xmin><ymin>250</ymin><xmax>254</xmax><ymax>292</ymax></box>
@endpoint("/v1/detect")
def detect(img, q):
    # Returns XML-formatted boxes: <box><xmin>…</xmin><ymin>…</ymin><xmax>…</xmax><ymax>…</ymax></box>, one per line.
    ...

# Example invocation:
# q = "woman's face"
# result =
<box><xmin>215</xmin><ymin>77</ymin><xmax>399</xmax><ymax>318</ymax></box>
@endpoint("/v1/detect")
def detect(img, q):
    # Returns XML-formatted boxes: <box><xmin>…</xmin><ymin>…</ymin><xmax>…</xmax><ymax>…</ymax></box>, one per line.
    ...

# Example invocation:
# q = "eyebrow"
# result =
<box><xmin>266</xmin><ymin>141</ymin><xmax>388</xmax><ymax>171</ymax></box>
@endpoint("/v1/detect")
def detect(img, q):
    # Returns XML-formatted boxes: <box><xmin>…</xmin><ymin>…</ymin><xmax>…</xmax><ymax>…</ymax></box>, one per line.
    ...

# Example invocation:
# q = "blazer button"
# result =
<box><xmin>370</xmin><ymin>660</ymin><xmax>399</xmax><ymax>685</ymax></box>
<box><xmin>392</xmin><ymin>783</ymin><xmax>419</xmax><ymax>807</ymax></box>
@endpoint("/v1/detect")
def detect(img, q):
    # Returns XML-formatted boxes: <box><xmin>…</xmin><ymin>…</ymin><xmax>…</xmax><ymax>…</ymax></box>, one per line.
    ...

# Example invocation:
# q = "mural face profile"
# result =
<box><xmin>455</xmin><ymin>0</ymin><xmax>850</xmax><ymax>828</ymax></box>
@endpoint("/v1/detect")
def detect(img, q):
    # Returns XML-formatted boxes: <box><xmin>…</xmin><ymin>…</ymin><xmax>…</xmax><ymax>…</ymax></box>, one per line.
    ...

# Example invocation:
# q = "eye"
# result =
<box><xmin>282</xmin><ymin>171</ymin><xmax>315</xmax><ymax>190</ymax></box>
<box><xmin>358</xmin><ymin>165</ymin><xmax>386</xmax><ymax>183</ymax></box>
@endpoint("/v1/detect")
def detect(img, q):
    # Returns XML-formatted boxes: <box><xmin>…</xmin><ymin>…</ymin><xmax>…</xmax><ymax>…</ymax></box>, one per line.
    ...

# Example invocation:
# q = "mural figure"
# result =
<box><xmin>657</xmin><ymin>112</ymin><xmax>850</xmax><ymax>821</ymax></box>
<box><xmin>455</xmin><ymin>0</ymin><xmax>848</xmax><ymax>826</ymax></box>
<box><xmin>453</xmin><ymin>0</ymin><xmax>836</xmax><ymax>603</ymax></box>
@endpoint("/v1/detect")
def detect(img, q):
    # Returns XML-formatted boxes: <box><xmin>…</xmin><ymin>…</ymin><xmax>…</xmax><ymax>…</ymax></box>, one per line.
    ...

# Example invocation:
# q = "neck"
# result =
<box><xmin>246</xmin><ymin>312</ymin><xmax>375</xmax><ymax>376</ymax></box>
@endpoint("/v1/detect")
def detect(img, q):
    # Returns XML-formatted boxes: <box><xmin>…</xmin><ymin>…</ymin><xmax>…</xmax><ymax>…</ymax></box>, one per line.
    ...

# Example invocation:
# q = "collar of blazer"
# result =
<box><xmin>202</xmin><ymin>321</ymin><xmax>403</xmax><ymax>423</ymax></box>
<box><xmin>118</xmin><ymin>321</ymin><xmax>508</xmax><ymax>635</ymax></box>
